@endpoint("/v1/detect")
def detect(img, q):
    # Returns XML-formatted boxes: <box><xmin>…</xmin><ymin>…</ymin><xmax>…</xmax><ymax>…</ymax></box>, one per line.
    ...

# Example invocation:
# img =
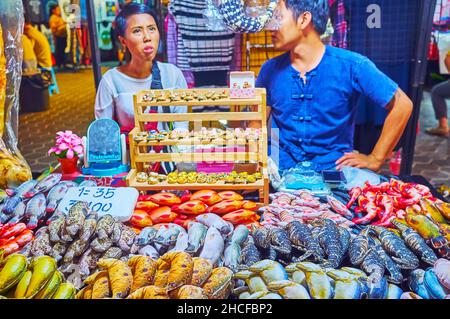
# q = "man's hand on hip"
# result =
<box><xmin>335</xmin><ymin>152</ymin><xmax>384</xmax><ymax>172</ymax></box>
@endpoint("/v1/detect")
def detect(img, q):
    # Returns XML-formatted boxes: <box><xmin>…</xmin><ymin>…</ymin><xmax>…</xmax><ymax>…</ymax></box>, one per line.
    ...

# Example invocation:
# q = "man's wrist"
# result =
<box><xmin>370</xmin><ymin>152</ymin><xmax>385</xmax><ymax>165</ymax></box>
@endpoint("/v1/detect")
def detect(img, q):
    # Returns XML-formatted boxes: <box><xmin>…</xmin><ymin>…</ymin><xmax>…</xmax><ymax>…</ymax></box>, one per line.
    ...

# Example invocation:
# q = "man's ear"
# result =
<box><xmin>297</xmin><ymin>11</ymin><xmax>313</xmax><ymax>31</ymax></box>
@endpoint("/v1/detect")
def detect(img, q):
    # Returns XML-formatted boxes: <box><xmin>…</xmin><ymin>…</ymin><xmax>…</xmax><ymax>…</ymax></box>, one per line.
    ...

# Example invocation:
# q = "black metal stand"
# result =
<box><xmin>400</xmin><ymin>0</ymin><xmax>437</xmax><ymax>175</ymax></box>
<box><xmin>85</xmin><ymin>0</ymin><xmax>102</xmax><ymax>90</ymax></box>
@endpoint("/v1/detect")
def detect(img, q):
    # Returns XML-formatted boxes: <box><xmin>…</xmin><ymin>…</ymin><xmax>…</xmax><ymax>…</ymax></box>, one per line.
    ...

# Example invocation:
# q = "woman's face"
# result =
<box><xmin>120</xmin><ymin>13</ymin><xmax>160</xmax><ymax>62</ymax></box>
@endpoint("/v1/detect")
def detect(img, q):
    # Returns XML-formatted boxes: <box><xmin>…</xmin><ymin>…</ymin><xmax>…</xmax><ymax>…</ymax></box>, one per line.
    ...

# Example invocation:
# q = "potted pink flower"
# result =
<box><xmin>48</xmin><ymin>130</ymin><xmax>83</xmax><ymax>174</ymax></box>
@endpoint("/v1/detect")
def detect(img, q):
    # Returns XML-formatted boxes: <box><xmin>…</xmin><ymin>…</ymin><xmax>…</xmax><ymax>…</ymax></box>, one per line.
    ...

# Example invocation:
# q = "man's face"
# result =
<box><xmin>271</xmin><ymin>0</ymin><xmax>302</xmax><ymax>51</ymax></box>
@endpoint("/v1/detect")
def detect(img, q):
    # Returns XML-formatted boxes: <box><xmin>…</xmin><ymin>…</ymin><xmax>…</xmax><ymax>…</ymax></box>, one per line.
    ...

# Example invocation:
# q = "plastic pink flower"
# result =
<box><xmin>48</xmin><ymin>131</ymin><xmax>83</xmax><ymax>159</ymax></box>
<box><xmin>48</xmin><ymin>147</ymin><xmax>58</xmax><ymax>156</ymax></box>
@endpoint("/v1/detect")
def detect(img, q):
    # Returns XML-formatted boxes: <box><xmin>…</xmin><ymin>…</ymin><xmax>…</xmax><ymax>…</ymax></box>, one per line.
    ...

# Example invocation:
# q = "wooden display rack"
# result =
<box><xmin>126</xmin><ymin>88</ymin><xmax>269</xmax><ymax>205</ymax></box>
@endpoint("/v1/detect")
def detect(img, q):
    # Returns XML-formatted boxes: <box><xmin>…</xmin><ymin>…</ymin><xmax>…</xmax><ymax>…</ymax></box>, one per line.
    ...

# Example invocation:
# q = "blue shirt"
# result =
<box><xmin>256</xmin><ymin>45</ymin><xmax>398</xmax><ymax>171</ymax></box>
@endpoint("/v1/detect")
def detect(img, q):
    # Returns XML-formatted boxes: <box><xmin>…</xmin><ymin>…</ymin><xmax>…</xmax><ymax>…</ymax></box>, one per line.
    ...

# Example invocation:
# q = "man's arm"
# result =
<box><xmin>336</xmin><ymin>88</ymin><xmax>413</xmax><ymax>171</ymax></box>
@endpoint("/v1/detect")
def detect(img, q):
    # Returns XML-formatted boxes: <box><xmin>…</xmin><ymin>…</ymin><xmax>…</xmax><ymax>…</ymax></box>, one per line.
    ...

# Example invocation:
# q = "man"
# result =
<box><xmin>24</xmin><ymin>21</ymin><xmax>52</xmax><ymax>69</ymax></box>
<box><xmin>49</xmin><ymin>4</ymin><xmax>68</xmax><ymax>69</ymax></box>
<box><xmin>256</xmin><ymin>0</ymin><xmax>413</xmax><ymax>172</ymax></box>
<box><xmin>426</xmin><ymin>50</ymin><xmax>450</xmax><ymax>137</ymax></box>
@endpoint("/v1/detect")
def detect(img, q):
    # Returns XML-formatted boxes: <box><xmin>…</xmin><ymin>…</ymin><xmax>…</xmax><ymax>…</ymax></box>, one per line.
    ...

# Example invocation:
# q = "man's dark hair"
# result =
<box><xmin>284</xmin><ymin>0</ymin><xmax>329</xmax><ymax>35</ymax></box>
<box><xmin>114</xmin><ymin>2</ymin><xmax>159</xmax><ymax>39</ymax></box>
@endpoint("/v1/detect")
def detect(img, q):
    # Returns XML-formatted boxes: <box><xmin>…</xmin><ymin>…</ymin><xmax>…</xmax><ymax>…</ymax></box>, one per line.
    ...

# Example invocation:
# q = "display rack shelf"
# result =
<box><xmin>126</xmin><ymin>88</ymin><xmax>269</xmax><ymax>204</ymax></box>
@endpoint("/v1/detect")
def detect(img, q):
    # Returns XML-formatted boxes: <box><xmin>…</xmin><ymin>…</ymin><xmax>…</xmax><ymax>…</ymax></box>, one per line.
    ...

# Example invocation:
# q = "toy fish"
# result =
<box><xmin>24</xmin><ymin>173</ymin><xmax>62</xmax><ymax>198</ymax></box>
<box><xmin>185</xmin><ymin>222</ymin><xmax>208</xmax><ymax>254</ymax></box>
<box><xmin>230</xmin><ymin>225</ymin><xmax>250</xmax><ymax>246</ymax></box>
<box><xmin>2</xmin><ymin>196</ymin><xmax>23</xmax><ymax>216</ymax></box>
<box><xmin>24</xmin><ymin>193</ymin><xmax>46</xmax><ymax>229</ymax></box>
<box><xmin>433</xmin><ymin>258</ymin><xmax>450</xmax><ymax>290</ymax></box>
<box><xmin>5</xmin><ymin>201</ymin><xmax>26</xmax><ymax>225</ymax></box>
<box><xmin>409</xmin><ymin>269</ymin><xmax>431</xmax><ymax>299</ymax></box>
<box><xmin>6</xmin><ymin>180</ymin><xmax>38</xmax><ymax>197</ymax></box>
<box><xmin>169</xmin><ymin>231</ymin><xmax>189</xmax><ymax>252</ymax></box>
<box><xmin>196</xmin><ymin>213</ymin><xmax>234</xmax><ymax>238</ymax></box>
<box><xmin>46</xmin><ymin>182</ymin><xmax>69</xmax><ymax>213</ymax></box>
<box><xmin>424</xmin><ymin>268</ymin><xmax>447</xmax><ymax>299</ymax></box>
<box><xmin>199</xmin><ymin>226</ymin><xmax>225</xmax><ymax>266</ymax></box>
<box><xmin>60</xmin><ymin>181</ymin><xmax>79</xmax><ymax>188</ymax></box>
<box><xmin>154</xmin><ymin>224</ymin><xmax>187</xmax><ymax>246</ymax></box>
<box><xmin>138</xmin><ymin>245</ymin><xmax>160</xmax><ymax>259</ymax></box>
<box><xmin>136</xmin><ymin>227</ymin><xmax>158</xmax><ymax>246</ymax></box>
<box><xmin>223</xmin><ymin>242</ymin><xmax>241</xmax><ymax>271</ymax></box>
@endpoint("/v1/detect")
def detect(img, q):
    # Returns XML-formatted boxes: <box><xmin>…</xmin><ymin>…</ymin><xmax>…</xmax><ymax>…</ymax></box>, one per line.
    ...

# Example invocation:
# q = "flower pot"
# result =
<box><xmin>58</xmin><ymin>157</ymin><xmax>79</xmax><ymax>174</ymax></box>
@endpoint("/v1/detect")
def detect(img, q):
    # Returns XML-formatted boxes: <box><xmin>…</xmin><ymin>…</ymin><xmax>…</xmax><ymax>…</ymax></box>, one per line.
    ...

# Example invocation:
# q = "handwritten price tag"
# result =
<box><xmin>57</xmin><ymin>187</ymin><xmax>138</xmax><ymax>222</ymax></box>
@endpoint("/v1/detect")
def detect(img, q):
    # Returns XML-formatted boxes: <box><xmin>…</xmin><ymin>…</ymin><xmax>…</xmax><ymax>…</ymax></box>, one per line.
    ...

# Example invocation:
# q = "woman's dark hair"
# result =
<box><xmin>114</xmin><ymin>2</ymin><xmax>159</xmax><ymax>39</ymax></box>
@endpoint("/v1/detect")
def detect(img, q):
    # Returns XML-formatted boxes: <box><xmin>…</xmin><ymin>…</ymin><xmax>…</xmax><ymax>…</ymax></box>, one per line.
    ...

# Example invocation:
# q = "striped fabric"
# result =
<box><xmin>329</xmin><ymin>0</ymin><xmax>347</xmax><ymax>49</ymax></box>
<box><xmin>165</xmin><ymin>13</ymin><xmax>195</xmax><ymax>87</ymax></box>
<box><xmin>169</xmin><ymin>0</ymin><xmax>236</xmax><ymax>72</ymax></box>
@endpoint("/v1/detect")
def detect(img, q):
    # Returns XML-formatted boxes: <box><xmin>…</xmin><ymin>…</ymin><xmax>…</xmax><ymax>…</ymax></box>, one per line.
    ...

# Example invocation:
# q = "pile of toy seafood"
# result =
<box><xmin>0</xmin><ymin>252</ymin><xmax>77</xmax><ymax>299</ymax></box>
<box><xmin>1</xmin><ymin>176</ymin><xmax>450</xmax><ymax>299</ymax></box>
<box><xmin>130</xmin><ymin>190</ymin><xmax>260</xmax><ymax>231</ymax></box>
<box><xmin>232</xmin><ymin>258</ymin><xmax>450</xmax><ymax>299</ymax></box>
<box><xmin>21</xmin><ymin>202</ymin><xmax>141</xmax><ymax>283</ymax></box>
<box><xmin>0</xmin><ymin>175</ymin><xmax>99</xmax><ymax>257</ymax></box>
<box><xmin>76</xmin><ymin>253</ymin><xmax>233</xmax><ymax>299</ymax></box>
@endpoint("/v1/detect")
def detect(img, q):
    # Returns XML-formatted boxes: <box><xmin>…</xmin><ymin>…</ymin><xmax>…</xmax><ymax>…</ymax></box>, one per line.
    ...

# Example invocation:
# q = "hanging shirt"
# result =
<box><xmin>25</xmin><ymin>26</ymin><xmax>52</xmax><ymax>69</ymax></box>
<box><xmin>256</xmin><ymin>45</ymin><xmax>398</xmax><ymax>171</ymax></box>
<box><xmin>169</xmin><ymin>0</ymin><xmax>235</xmax><ymax>72</ymax></box>
<box><xmin>94</xmin><ymin>61</ymin><xmax>189</xmax><ymax>131</ymax></box>
<box><xmin>328</xmin><ymin>0</ymin><xmax>347</xmax><ymax>49</ymax></box>
<box><xmin>97</xmin><ymin>22</ymin><xmax>113</xmax><ymax>51</ymax></box>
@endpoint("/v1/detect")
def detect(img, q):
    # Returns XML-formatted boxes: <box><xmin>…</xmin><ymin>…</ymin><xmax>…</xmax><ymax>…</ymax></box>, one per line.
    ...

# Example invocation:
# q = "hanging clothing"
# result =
<box><xmin>23</xmin><ymin>0</ymin><xmax>46</xmax><ymax>24</ymax></box>
<box><xmin>230</xmin><ymin>33</ymin><xmax>243</xmax><ymax>71</ymax></box>
<box><xmin>328</xmin><ymin>0</ymin><xmax>347</xmax><ymax>49</ymax></box>
<box><xmin>97</xmin><ymin>22</ymin><xmax>113</xmax><ymax>51</ymax></box>
<box><xmin>165</xmin><ymin>14</ymin><xmax>178</xmax><ymax>66</ymax></box>
<box><xmin>164</xmin><ymin>13</ymin><xmax>195</xmax><ymax>87</ymax></box>
<box><xmin>169</xmin><ymin>0</ymin><xmax>235</xmax><ymax>72</ymax></box>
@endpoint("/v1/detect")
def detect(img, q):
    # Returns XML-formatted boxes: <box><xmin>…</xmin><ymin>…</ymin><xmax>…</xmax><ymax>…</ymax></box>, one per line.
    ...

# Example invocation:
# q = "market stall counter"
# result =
<box><xmin>1</xmin><ymin>164</ymin><xmax>449</xmax><ymax>300</ymax></box>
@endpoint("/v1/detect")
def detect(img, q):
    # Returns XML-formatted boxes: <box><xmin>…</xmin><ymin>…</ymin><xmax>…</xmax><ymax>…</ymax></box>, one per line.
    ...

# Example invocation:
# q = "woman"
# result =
<box><xmin>95</xmin><ymin>3</ymin><xmax>188</xmax><ymax>133</ymax></box>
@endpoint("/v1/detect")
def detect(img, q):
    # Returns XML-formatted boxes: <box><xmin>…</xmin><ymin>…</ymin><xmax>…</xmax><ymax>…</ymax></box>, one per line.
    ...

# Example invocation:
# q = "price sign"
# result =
<box><xmin>57</xmin><ymin>187</ymin><xmax>138</xmax><ymax>222</ymax></box>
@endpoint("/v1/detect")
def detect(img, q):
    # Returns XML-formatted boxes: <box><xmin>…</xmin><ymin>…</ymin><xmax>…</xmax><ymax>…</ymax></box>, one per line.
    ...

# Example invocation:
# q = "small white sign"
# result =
<box><xmin>57</xmin><ymin>187</ymin><xmax>138</xmax><ymax>222</ymax></box>
<box><xmin>230</xmin><ymin>71</ymin><xmax>256</xmax><ymax>99</ymax></box>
